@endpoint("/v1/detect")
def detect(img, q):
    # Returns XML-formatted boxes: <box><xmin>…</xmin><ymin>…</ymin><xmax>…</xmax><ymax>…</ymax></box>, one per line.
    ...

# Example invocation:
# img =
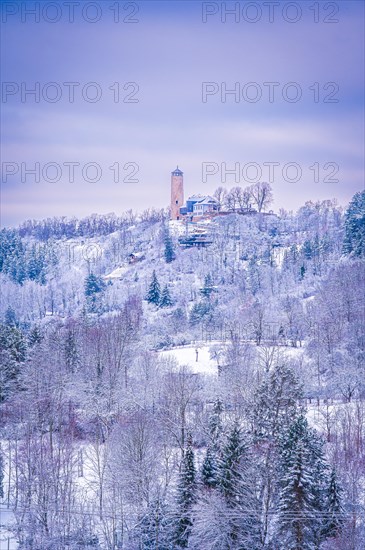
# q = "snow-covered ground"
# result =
<box><xmin>159</xmin><ymin>344</ymin><xmax>219</xmax><ymax>375</ymax></box>
<box><xmin>0</xmin><ymin>507</ymin><xmax>18</xmax><ymax>549</ymax></box>
<box><xmin>103</xmin><ymin>265</ymin><xmax>129</xmax><ymax>280</ymax></box>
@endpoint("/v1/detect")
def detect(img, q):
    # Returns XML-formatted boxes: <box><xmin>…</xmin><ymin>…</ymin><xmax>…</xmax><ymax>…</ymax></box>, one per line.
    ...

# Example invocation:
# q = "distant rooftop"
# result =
<box><xmin>196</xmin><ymin>195</ymin><xmax>218</xmax><ymax>204</ymax></box>
<box><xmin>172</xmin><ymin>166</ymin><xmax>183</xmax><ymax>176</ymax></box>
<box><xmin>187</xmin><ymin>194</ymin><xmax>204</xmax><ymax>201</ymax></box>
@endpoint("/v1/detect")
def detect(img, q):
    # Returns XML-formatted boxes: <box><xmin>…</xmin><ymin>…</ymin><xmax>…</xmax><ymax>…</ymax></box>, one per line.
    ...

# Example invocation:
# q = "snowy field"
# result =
<box><xmin>159</xmin><ymin>344</ymin><xmax>220</xmax><ymax>375</ymax></box>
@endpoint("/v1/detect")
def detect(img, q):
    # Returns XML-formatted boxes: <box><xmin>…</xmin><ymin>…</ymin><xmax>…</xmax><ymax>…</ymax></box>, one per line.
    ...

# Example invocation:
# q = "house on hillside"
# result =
<box><xmin>128</xmin><ymin>252</ymin><xmax>145</xmax><ymax>264</ymax></box>
<box><xmin>192</xmin><ymin>195</ymin><xmax>219</xmax><ymax>217</ymax></box>
<box><xmin>179</xmin><ymin>193</ymin><xmax>219</xmax><ymax>220</ymax></box>
<box><xmin>170</xmin><ymin>168</ymin><xmax>220</xmax><ymax>221</ymax></box>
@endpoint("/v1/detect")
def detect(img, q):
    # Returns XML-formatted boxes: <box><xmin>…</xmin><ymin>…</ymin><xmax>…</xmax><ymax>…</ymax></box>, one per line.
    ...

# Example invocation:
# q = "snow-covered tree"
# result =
<box><xmin>343</xmin><ymin>190</ymin><xmax>365</xmax><ymax>257</ymax></box>
<box><xmin>4</xmin><ymin>306</ymin><xmax>18</xmax><ymax>327</ymax></box>
<box><xmin>276</xmin><ymin>415</ymin><xmax>335</xmax><ymax>549</ymax></box>
<box><xmin>201</xmin><ymin>446</ymin><xmax>219</xmax><ymax>490</ymax></box>
<box><xmin>0</xmin><ymin>446</ymin><xmax>4</xmax><ymax>499</ymax></box>
<box><xmin>251</xmin><ymin>363</ymin><xmax>303</xmax><ymax>441</ymax></box>
<box><xmin>160</xmin><ymin>285</ymin><xmax>173</xmax><ymax>308</ymax></box>
<box><xmin>201</xmin><ymin>274</ymin><xmax>215</xmax><ymax>298</ymax></box>
<box><xmin>0</xmin><ymin>323</ymin><xmax>26</xmax><ymax>402</ymax></box>
<box><xmin>174</xmin><ymin>437</ymin><xmax>197</xmax><ymax>548</ymax></box>
<box><xmin>164</xmin><ymin>227</ymin><xmax>176</xmax><ymax>263</ymax></box>
<box><xmin>322</xmin><ymin>468</ymin><xmax>345</xmax><ymax>541</ymax></box>
<box><xmin>248</xmin><ymin>181</ymin><xmax>273</xmax><ymax>213</ymax></box>
<box><xmin>84</xmin><ymin>272</ymin><xmax>106</xmax><ymax>313</ymax></box>
<box><xmin>134</xmin><ymin>499</ymin><xmax>174</xmax><ymax>549</ymax></box>
<box><xmin>217</xmin><ymin>422</ymin><xmax>261</xmax><ymax>547</ymax></box>
<box><xmin>146</xmin><ymin>270</ymin><xmax>161</xmax><ymax>305</ymax></box>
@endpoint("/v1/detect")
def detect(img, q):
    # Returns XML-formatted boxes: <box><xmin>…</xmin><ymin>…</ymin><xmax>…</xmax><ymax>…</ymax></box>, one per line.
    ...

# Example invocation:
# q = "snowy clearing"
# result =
<box><xmin>159</xmin><ymin>344</ymin><xmax>219</xmax><ymax>375</ymax></box>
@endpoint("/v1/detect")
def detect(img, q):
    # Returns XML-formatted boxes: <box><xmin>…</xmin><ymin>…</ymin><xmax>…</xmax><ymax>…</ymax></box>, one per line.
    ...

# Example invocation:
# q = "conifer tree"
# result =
<box><xmin>277</xmin><ymin>415</ymin><xmax>331</xmax><ymax>549</ymax></box>
<box><xmin>146</xmin><ymin>270</ymin><xmax>161</xmax><ymax>305</ymax></box>
<box><xmin>164</xmin><ymin>228</ymin><xmax>175</xmax><ymax>263</ymax></box>
<box><xmin>27</xmin><ymin>244</ymin><xmax>46</xmax><ymax>283</ymax></box>
<box><xmin>4</xmin><ymin>306</ymin><xmax>17</xmax><ymax>327</ymax></box>
<box><xmin>201</xmin><ymin>400</ymin><xmax>223</xmax><ymax>491</ymax></box>
<box><xmin>175</xmin><ymin>437</ymin><xmax>197</xmax><ymax>548</ymax></box>
<box><xmin>201</xmin><ymin>274</ymin><xmax>214</xmax><ymax>298</ymax></box>
<box><xmin>189</xmin><ymin>301</ymin><xmax>210</xmax><ymax>325</ymax></box>
<box><xmin>219</xmin><ymin>422</ymin><xmax>246</xmax><ymax>507</ymax></box>
<box><xmin>249</xmin><ymin>365</ymin><xmax>304</xmax><ymax>547</ymax></box>
<box><xmin>136</xmin><ymin>499</ymin><xmax>174</xmax><ymax>550</ymax></box>
<box><xmin>218</xmin><ymin>422</ymin><xmax>261</xmax><ymax>547</ymax></box>
<box><xmin>201</xmin><ymin>446</ymin><xmax>219</xmax><ymax>490</ymax></box>
<box><xmin>0</xmin><ymin>323</ymin><xmax>26</xmax><ymax>402</ymax></box>
<box><xmin>251</xmin><ymin>364</ymin><xmax>303</xmax><ymax>442</ymax></box>
<box><xmin>343</xmin><ymin>190</ymin><xmax>365</xmax><ymax>257</ymax></box>
<box><xmin>303</xmin><ymin>239</ymin><xmax>313</xmax><ymax>260</ymax></box>
<box><xmin>64</xmin><ymin>327</ymin><xmax>80</xmax><ymax>373</ymax></box>
<box><xmin>208</xmin><ymin>398</ymin><xmax>224</xmax><ymax>445</ymax></box>
<box><xmin>278</xmin><ymin>416</ymin><xmax>315</xmax><ymax>548</ymax></box>
<box><xmin>28</xmin><ymin>325</ymin><xmax>43</xmax><ymax>347</ymax></box>
<box><xmin>160</xmin><ymin>285</ymin><xmax>173</xmax><ymax>308</ymax></box>
<box><xmin>0</xmin><ymin>447</ymin><xmax>4</xmax><ymax>499</ymax></box>
<box><xmin>84</xmin><ymin>273</ymin><xmax>106</xmax><ymax>313</ymax></box>
<box><xmin>322</xmin><ymin>468</ymin><xmax>344</xmax><ymax>540</ymax></box>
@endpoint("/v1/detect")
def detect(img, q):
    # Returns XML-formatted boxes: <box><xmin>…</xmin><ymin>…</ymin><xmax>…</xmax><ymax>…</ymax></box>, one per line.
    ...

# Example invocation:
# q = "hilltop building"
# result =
<box><xmin>170</xmin><ymin>167</ymin><xmax>184</xmax><ymax>220</ymax></box>
<box><xmin>170</xmin><ymin>167</ymin><xmax>219</xmax><ymax>221</ymax></box>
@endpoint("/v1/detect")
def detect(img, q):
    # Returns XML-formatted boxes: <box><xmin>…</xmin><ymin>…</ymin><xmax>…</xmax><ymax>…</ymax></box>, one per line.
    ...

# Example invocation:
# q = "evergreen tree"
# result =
<box><xmin>322</xmin><ymin>468</ymin><xmax>344</xmax><ymax>540</ymax></box>
<box><xmin>201</xmin><ymin>400</ymin><xmax>223</xmax><ymax>491</ymax></box>
<box><xmin>218</xmin><ymin>422</ymin><xmax>261</xmax><ymax>547</ymax></box>
<box><xmin>201</xmin><ymin>446</ymin><xmax>219</xmax><ymax>490</ymax></box>
<box><xmin>219</xmin><ymin>422</ymin><xmax>246</xmax><ymax>507</ymax></box>
<box><xmin>277</xmin><ymin>415</ymin><xmax>330</xmax><ymax>550</ymax></box>
<box><xmin>189</xmin><ymin>301</ymin><xmax>210</xmax><ymax>325</ymax></box>
<box><xmin>136</xmin><ymin>499</ymin><xmax>174</xmax><ymax>549</ymax></box>
<box><xmin>146</xmin><ymin>271</ymin><xmax>161</xmax><ymax>305</ymax></box>
<box><xmin>0</xmin><ymin>229</ymin><xmax>26</xmax><ymax>284</ymax></box>
<box><xmin>208</xmin><ymin>398</ymin><xmax>224</xmax><ymax>444</ymax></box>
<box><xmin>303</xmin><ymin>240</ymin><xmax>313</xmax><ymax>260</ymax></box>
<box><xmin>0</xmin><ymin>447</ymin><xmax>4</xmax><ymax>499</ymax></box>
<box><xmin>27</xmin><ymin>244</ymin><xmax>46</xmax><ymax>283</ymax></box>
<box><xmin>4</xmin><ymin>306</ymin><xmax>17</xmax><ymax>327</ymax></box>
<box><xmin>160</xmin><ymin>285</ymin><xmax>173</xmax><ymax>308</ymax></box>
<box><xmin>201</xmin><ymin>274</ymin><xmax>215</xmax><ymax>298</ymax></box>
<box><xmin>64</xmin><ymin>327</ymin><xmax>80</xmax><ymax>373</ymax></box>
<box><xmin>28</xmin><ymin>325</ymin><xmax>44</xmax><ymax>347</ymax></box>
<box><xmin>164</xmin><ymin>227</ymin><xmax>175</xmax><ymax>263</ymax></box>
<box><xmin>84</xmin><ymin>273</ymin><xmax>106</xmax><ymax>313</ymax></box>
<box><xmin>175</xmin><ymin>438</ymin><xmax>197</xmax><ymax>548</ymax></box>
<box><xmin>251</xmin><ymin>364</ymin><xmax>303</xmax><ymax>442</ymax></box>
<box><xmin>343</xmin><ymin>190</ymin><xmax>365</xmax><ymax>257</ymax></box>
<box><xmin>248</xmin><ymin>365</ymin><xmax>303</xmax><ymax>547</ymax></box>
<box><xmin>0</xmin><ymin>324</ymin><xmax>26</xmax><ymax>402</ymax></box>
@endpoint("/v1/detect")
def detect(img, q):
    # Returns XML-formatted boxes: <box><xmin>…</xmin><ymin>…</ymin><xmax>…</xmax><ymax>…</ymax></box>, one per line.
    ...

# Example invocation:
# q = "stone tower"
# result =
<box><xmin>170</xmin><ymin>166</ymin><xmax>184</xmax><ymax>220</ymax></box>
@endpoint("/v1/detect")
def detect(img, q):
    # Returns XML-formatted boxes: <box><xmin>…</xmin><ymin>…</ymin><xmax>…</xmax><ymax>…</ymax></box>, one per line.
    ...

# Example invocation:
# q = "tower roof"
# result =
<box><xmin>172</xmin><ymin>166</ymin><xmax>183</xmax><ymax>176</ymax></box>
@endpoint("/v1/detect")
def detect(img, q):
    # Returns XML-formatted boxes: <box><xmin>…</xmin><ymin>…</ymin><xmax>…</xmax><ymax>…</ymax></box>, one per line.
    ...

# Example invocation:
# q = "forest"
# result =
<box><xmin>0</xmin><ymin>188</ymin><xmax>364</xmax><ymax>549</ymax></box>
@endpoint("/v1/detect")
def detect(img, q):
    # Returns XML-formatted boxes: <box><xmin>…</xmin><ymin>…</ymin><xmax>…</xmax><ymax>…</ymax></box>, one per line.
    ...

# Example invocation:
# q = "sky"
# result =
<box><xmin>1</xmin><ymin>0</ymin><xmax>364</xmax><ymax>226</ymax></box>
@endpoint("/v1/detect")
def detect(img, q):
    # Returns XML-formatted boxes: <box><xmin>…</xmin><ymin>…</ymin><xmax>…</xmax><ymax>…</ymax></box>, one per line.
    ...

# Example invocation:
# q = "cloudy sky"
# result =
<box><xmin>1</xmin><ymin>0</ymin><xmax>364</xmax><ymax>226</ymax></box>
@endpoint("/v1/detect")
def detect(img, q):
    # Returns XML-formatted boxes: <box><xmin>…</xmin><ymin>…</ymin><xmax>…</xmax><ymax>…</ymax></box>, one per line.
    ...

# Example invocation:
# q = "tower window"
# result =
<box><xmin>176</xmin><ymin>200</ymin><xmax>178</xmax><ymax>204</ymax></box>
